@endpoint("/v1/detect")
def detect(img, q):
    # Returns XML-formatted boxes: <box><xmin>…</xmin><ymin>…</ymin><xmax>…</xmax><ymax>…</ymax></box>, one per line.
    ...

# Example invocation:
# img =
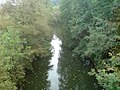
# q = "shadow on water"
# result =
<box><xmin>22</xmin><ymin>57</ymin><xmax>51</xmax><ymax>90</ymax></box>
<box><xmin>58</xmin><ymin>48</ymin><xmax>102</xmax><ymax>90</ymax></box>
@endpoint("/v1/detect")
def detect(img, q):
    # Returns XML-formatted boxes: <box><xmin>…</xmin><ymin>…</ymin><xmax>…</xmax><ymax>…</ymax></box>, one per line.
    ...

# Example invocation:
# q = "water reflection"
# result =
<box><xmin>48</xmin><ymin>35</ymin><xmax>62</xmax><ymax>90</ymax></box>
<box><xmin>23</xmin><ymin>35</ymin><xmax>102</xmax><ymax>90</ymax></box>
<box><xmin>23</xmin><ymin>57</ymin><xmax>51</xmax><ymax>90</ymax></box>
<box><xmin>23</xmin><ymin>35</ymin><xmax>62</xmax><ymax>90</ymax></box>
<box><xmin>58</xmin><ymin>48</ymin><xmax>102</xmax><ymax>90</ymax></box>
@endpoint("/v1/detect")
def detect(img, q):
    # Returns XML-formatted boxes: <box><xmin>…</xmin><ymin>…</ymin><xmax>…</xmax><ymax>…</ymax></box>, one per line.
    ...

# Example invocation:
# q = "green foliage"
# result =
<box><xmin>60</xmin><ymin>0</ymin><xmax>120</xmax><ymax>89</ymax></box>
<box><xmin>1</xmin><ymin>0</ymin><xmax>53</xmax><ymax>57</ymax></box>
<box><xmin>0</xmin><ymin>29</ymin><xmax>30</xmax><ymax>90</ymax></box>
<box><xmin>0</xmin><ymin>0</ymin><xmax>53</xmax><ymax>89</ymax></box>
<box><xmin>89</xmin><ymin>69</ymin><xmax>120</xmax><ymax>90</ymax></box>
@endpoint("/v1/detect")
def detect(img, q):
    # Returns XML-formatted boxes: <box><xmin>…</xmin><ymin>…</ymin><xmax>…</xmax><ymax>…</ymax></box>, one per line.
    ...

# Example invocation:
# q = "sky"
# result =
<box><xmin>0</xmin><ymin>0</ymin><xmax>6</xmax><ymax>4</ymax></box>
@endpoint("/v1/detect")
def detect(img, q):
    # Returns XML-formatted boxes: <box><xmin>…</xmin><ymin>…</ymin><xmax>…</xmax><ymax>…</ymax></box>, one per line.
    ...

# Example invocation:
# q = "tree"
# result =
<box><xmin>60</xmin><ymin>0</ymin><xmax>120</xmax><ymax>89</ymax></box>
<box><xmin>0</xmin><ymin>0</ymin><xmax>53</xmax><ymax>89</ymax></box>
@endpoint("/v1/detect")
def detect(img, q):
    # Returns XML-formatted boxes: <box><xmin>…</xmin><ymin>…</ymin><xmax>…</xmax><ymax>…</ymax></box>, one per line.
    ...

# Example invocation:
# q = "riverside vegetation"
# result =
<box><xmin>60</xmin><ymin>0</ymin><xmax>120</xmax><ymax>90</ymax></box>
<box><xmin>0</xmin><ymin>0</ymin><xmax>120</xmax><ymax>90</ymax></box>
<box><xmin>0</xmin><ymin>0</ymin><xmax>53</xmax><ymax>90</ymax></box>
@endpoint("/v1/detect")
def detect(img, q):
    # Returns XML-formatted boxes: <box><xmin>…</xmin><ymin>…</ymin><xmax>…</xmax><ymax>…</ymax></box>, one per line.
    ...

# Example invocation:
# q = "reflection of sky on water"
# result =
<box><xmin>48</xmin><ymin>35</ymin><xmax>62</xmax><ymax>90</ymax></box>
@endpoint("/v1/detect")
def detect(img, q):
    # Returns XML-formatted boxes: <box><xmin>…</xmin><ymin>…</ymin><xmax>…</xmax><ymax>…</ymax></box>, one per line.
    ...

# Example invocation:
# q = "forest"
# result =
<box><xmin>0</xmin><ymin>0</ymin><xmax>120</xmax><ymax>90</ymax></box>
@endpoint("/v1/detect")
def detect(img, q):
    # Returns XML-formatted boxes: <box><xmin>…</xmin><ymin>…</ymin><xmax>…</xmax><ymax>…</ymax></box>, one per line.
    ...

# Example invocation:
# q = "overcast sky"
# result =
<box><xmin>0</xmin><ymin>0</ymin><xmax>6</xmax><ymax>4</ymax></box>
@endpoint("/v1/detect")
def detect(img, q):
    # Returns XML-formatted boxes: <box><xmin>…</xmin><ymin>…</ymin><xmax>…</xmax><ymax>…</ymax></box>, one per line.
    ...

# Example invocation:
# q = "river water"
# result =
<box><xmin>23</xmin><ymin>35</ymin><xmax>102</xmax><ymax>90</ymax></box>
<box><xmin>47</xmin><ymin>35</ymin><xmax>62</xmax><ymax>90</ymax></box>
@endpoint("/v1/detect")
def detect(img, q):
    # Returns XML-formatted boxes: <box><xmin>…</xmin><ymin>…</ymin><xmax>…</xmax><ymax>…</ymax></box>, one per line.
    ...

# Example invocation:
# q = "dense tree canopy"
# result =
<box><xmin>60</xmin><ymin>0</ymin><xmax>120</xmax><ymax>89</ymax></box>
<box><xmin>0</xmin><ymin>0</ymin><xmax>52</xmax><ymax>89</ymax></box>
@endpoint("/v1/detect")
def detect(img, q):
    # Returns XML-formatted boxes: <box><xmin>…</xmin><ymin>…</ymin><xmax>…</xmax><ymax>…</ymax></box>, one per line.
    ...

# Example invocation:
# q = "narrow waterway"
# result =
<box><xmin>23</xmin><ymin>35</ymin><xmax>102</xmax><ymax>90</ymax></box>
<box><xmin>48</xmin><ymin>35</ymin><xmax>62</xmax><ymax>90</ymax></box>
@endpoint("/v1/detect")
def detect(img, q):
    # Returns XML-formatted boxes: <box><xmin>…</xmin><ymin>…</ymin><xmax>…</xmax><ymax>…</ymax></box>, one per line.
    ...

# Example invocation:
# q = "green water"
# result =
<box><xmin>58</xmin><ymin>48</ymin><xmax>101</xmax><ymax>90</ymax></box>
<box><xmin>22</xmin><ymin>57</ymin><xmax>51</xmax><ymax>90</ymax></box>
<box><xmin>23</xmin><ymin>35</ymin><xmax>102</xmax><ymax>90</ymax></box>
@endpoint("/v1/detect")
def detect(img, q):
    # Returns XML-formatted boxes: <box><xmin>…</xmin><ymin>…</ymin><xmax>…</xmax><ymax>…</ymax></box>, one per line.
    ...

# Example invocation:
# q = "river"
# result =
<box><xmin>23</xmin><ymin>35</ymin><xmax>102</xmax><ymax>90</ymax></box>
